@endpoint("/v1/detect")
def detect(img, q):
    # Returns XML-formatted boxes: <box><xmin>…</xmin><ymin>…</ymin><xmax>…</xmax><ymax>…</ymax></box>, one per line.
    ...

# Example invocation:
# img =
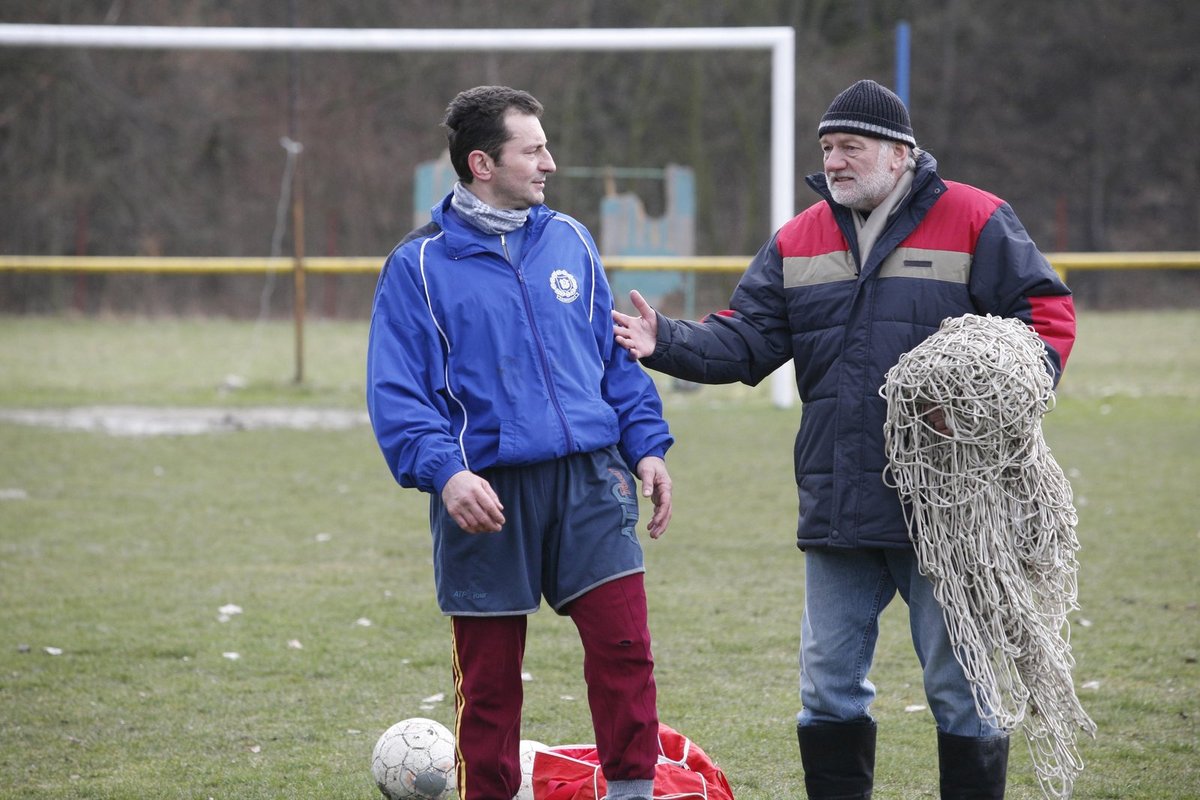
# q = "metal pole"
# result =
<box><xmin>895</xmin><ymin>21</ymin><xmax>911</xmax><ymax>106</ymax></box>
<box><xmin>768</xmin><ymin>29</ymin><xmax>798</xmax><ymax>408</ymax></box>
<box><xmin>0</xmin><ymin>24</ymin><xmax>794</xmax><ymax>53</ymax></box>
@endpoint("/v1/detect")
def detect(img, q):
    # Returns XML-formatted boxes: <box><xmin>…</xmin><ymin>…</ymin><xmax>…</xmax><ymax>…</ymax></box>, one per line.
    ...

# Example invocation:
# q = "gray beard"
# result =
<box><xmin>829</xmin><ymin>169</ymin><xmax>897</xmax><ymax>211</ymax></box>
<box><xmin>828</xmin><ymin>147</ymin><xmax>898</xmax><ymax>211</ymax></box>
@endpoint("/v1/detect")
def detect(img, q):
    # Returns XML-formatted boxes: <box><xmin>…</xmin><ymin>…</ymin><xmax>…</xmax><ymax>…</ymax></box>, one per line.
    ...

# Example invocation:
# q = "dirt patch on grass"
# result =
<box><xmin>0</xmin><ymin>406</ymin><xmax>369</xmax><ymax>436</ymax></box>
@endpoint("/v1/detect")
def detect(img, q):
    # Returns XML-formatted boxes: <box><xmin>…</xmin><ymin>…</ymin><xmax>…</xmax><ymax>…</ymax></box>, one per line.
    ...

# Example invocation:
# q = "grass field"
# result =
<box><xmin>0</xmin><ymin>311</ymin><xmax>1197</xmax><ymax>799</ymax></box>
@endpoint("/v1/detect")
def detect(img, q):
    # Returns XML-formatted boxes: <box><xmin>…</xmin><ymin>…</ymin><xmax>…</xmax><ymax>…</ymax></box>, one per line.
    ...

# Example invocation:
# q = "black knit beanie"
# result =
<box><xmin>817</xmin><ymin>79</ymin><xmax>916</xmax><ymax>147</ymax></box>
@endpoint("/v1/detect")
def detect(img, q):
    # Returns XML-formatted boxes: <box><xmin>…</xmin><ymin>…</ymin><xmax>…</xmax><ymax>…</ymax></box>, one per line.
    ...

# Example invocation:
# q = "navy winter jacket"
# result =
<box><xmin>367</xmin><ymin>194</ymin><xmax>673</xmax><ymax>495</ymax></box>
<box><xmin>643</xmin><ymin>151</ymin><xmax>1075</xmax><ymax>550</ymax></box>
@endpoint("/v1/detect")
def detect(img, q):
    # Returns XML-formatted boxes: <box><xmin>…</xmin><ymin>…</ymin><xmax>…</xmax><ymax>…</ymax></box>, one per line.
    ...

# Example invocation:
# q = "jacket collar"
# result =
<box><xmin>430</xmin><ymin>193</ymin><xmax>555</xmax><ymax>260</ymax></box>
<box><xmin>803</xmin><ymin>149</ymin><xmax>947</xmax><ymax>275</ymax></box>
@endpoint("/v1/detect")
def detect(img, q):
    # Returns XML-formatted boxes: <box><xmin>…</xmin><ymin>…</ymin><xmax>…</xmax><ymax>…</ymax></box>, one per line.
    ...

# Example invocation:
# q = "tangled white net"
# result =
<box><xmin>881</xmin><ymin>314</ymin><xmax>1096</xmax><ymax>799</ymax></box>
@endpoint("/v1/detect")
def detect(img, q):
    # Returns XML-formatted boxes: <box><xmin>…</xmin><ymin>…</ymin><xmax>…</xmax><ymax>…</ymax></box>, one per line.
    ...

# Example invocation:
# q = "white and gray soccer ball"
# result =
<box><xmin>371</xmin><ymin>717</ymin><xmax>456</xmax><ymax>800</ymax></box>
<box><xmin>514</xmin><ymin>739</ymin><xmax>550</xmax><ymax>800</ymax></box>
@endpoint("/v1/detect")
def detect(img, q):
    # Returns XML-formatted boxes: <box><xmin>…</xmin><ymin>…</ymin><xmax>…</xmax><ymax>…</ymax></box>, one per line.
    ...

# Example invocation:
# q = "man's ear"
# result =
<box><xmin>467</xmin><ymin>150</ymin><xmax>492</xmax><ymax>182</ymax></box>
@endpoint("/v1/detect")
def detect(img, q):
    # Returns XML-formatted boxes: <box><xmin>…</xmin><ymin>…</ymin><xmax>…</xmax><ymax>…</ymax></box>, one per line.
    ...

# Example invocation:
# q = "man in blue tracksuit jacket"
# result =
<box><xmin>366</xmin><ymin>86</ymin><xmax>674</xmax><ymax>800</ymax></box>
<box><xmin>613</xmin><ymin>80</ymin><xmax>1076</xmax><ymax>799</ymax></box>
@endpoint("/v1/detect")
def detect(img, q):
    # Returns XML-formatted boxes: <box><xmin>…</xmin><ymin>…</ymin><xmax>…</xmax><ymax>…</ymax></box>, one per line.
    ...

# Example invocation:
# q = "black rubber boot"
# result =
<box><xmin>796</xmin><ymin>720</ymin><xmax>877</xmax><ymax>799</ymax></box>
<box><xmin>937</xmin><ymin>730</ymin><xmax>1010</xmax><ymax>799</ymax></box>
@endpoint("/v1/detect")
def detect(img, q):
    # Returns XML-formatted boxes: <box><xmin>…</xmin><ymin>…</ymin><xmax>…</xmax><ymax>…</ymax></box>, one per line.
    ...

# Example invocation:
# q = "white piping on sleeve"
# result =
<box><xmin>418</xmin><ymin>232</ymin><xmax>471</xmax><ymax>471</ymax></box>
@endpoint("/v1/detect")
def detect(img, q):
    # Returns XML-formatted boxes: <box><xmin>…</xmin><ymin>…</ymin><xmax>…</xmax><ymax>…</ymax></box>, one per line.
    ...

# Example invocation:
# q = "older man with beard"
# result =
<box><xmin>612</xmin><ymin>79</ymin><xmax>1076</xmax><ymax>799</ymax></box>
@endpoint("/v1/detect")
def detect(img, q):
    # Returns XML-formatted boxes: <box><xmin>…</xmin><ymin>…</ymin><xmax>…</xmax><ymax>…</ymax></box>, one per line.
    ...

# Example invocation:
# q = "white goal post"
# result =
<box><xmin>0</xmin><ymin>23</ymin><xmax>798</xmax><ymax>407</ymax></box>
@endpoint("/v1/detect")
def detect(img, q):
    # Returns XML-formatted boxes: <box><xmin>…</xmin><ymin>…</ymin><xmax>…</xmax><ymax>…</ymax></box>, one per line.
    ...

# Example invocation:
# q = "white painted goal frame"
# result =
<box><xmin>0</xmin><ymin>23</ymin><xmax>797</xmax><ymax>406</ymax></box>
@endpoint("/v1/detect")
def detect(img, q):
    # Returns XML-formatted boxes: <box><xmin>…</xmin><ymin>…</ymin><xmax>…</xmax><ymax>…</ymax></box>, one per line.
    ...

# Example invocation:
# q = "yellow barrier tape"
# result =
<box><xmin>0</xmin><ymin>253</ymin><xmax>1197</xmax><ymax>274</ymax></box>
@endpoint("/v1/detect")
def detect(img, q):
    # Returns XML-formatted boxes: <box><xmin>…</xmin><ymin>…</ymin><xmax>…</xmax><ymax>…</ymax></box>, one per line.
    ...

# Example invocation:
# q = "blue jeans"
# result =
<box><xmin>797</xmin><ymin>547</ymin><xmax>1000</xmax><ymax>737</ymax></box>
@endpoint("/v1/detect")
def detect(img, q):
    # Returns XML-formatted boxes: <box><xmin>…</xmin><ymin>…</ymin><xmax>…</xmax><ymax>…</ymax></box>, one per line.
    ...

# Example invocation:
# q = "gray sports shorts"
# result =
<box><xmin>428</xmin><ymin>445</ymin><xmax>645</xmax><ymax>615</ymax></box>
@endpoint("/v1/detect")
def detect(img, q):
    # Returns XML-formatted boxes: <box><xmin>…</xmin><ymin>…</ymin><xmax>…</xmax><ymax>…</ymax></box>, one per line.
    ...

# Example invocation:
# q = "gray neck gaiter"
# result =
<box><xmin>450</xmin><ymin>181</ymin><xmax>529</xmax><ymax>235</ymax></box>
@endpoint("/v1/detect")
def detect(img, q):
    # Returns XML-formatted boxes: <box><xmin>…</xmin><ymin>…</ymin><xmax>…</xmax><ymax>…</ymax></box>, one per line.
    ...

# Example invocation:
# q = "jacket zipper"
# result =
<box><xmin>501</xmin><ymin>233</ymin><xmax>577</xmax><ymax>452</ymax></box>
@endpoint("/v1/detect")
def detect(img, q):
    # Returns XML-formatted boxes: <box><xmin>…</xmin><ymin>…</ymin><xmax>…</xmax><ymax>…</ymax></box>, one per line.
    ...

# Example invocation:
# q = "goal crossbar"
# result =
<box><xmin>0</xmin><ymin>22</ymin><xmax>797</xmax><ymax>405</ymax></box>
<box><xmin>0</xmin><ymin>23</ymin><xmax>792</xmax><ymax>231</ymax></box>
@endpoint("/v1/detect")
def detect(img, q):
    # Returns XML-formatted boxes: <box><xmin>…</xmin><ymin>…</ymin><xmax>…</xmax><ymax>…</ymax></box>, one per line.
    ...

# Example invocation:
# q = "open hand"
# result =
<box><xmin>612</xmin><ymin>290</ymin><xmax>659</xmax><ymax>360</ymax></box>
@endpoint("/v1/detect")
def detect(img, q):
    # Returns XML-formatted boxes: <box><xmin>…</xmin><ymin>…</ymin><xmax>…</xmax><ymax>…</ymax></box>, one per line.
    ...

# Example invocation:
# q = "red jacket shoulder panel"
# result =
<box><xmin>898</xmin><ymin>181</ymin><xmax>1003</xmax><ymax>254</ymax></box>
<box><xmin>776</xmin><ymin>201</ymin><xmax>846</xmax><ymax>258</ymax></box>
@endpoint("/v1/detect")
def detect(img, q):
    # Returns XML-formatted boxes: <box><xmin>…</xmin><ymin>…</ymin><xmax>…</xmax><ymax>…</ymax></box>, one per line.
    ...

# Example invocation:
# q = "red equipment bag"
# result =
<box><xmin>531</xmin><ymin>723</ymin><xmax>735</xmax><ymax>800</ymax></box>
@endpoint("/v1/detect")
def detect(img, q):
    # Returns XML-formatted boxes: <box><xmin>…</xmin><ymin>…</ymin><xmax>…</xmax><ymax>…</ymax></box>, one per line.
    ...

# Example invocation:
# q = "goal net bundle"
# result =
<box><xmin>881</xmin><ymin>313</ymin><xmax>1096</xmax><ymax>799</ymax></box>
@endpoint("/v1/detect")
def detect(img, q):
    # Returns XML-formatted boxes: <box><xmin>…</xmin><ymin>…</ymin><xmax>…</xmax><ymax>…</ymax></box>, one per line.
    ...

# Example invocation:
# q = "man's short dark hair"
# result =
<box><xmin>443</xmin><ymin>86</ymin><xmax>544</xmax><ymax>183</ymax></box>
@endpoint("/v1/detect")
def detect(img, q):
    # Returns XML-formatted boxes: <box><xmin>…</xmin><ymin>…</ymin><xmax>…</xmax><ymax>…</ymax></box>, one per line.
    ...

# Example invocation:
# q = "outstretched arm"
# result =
<box><xmin>614</xmin><ymin>245</ymin><xmax>792</xmax><ymax>386</ymax></box>
<box><xmin>612</xmin><ymin>290</ymin><xmax>659</xmax><ymax>360</ymax></box>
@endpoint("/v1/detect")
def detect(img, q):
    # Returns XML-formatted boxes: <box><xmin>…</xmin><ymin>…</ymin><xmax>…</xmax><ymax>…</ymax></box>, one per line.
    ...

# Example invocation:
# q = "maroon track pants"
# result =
<box><xmin>451</xmin><ymin>573</ymin><xmax>659</xmax><ymax>800</ymax></box>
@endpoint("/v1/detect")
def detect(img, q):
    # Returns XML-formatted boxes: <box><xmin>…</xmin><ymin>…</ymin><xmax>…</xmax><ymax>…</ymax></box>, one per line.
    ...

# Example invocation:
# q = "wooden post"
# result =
<box><xmin>291</xmin><ymin>156</ymin><xmax>306</xmax><ymax>385</ymax></box>
<box><xmin>288</xmin><ymin>0</ymin><xmax>305</xmax><ymax>384</ymax></box>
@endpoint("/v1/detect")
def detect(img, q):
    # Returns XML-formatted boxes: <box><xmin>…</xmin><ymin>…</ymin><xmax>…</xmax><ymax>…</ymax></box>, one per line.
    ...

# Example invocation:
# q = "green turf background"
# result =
<box><xmin>1</xmin><ymin>311</ymin><xmax>1196</xmax><ymax>799</ymax></box>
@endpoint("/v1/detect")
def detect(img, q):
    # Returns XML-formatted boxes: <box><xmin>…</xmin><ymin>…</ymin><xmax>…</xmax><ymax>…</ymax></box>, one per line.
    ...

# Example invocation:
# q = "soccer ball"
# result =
<box><xmin>371</xmin><ymin>717</ymin><xmax>456</xmax><ymax>800</ymax></box>
<box><xmin>514</xmin><ymin>739</ymin><xmax>549</xmax><ymax>800</ymax></box>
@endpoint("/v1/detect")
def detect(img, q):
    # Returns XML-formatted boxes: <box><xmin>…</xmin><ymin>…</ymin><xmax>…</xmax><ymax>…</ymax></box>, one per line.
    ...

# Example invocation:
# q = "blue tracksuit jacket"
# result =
<box><xmin>367</xmin><ymin>194</ymin><xmax>673</xmax><ymax>495</ymax></box>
